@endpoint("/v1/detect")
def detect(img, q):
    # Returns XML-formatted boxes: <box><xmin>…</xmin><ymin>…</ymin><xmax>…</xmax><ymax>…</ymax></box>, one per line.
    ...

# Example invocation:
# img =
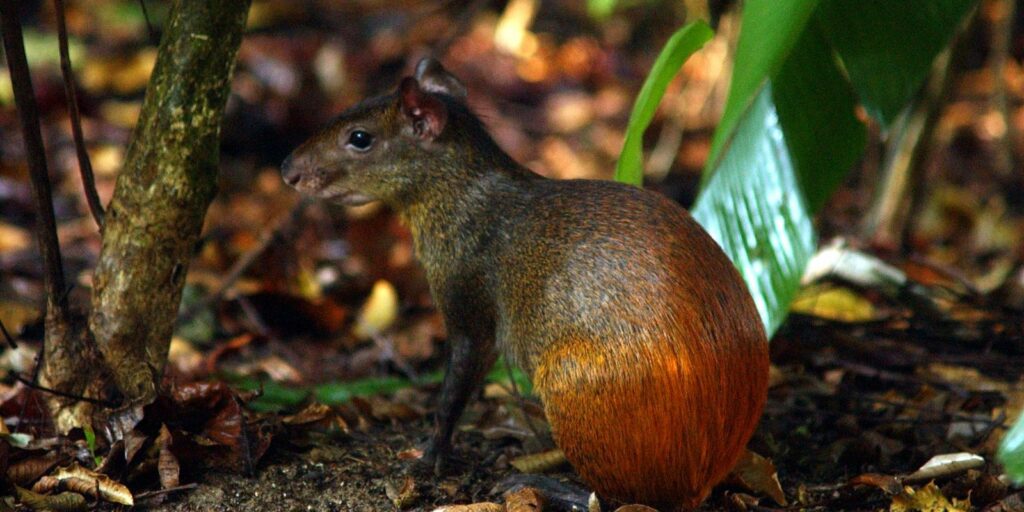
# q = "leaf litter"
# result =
<box><xmin>1</xmin><ymin>0</ymin><xmax>1023</xmax><ymax>511</ymax></box>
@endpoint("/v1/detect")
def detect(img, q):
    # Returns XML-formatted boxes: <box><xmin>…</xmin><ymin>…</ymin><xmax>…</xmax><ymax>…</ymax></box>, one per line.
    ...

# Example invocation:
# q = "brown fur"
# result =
<box><xmin>282</xmin><ymin>59</ymin><xmax>769</xmax><ymax>511</ymax></box>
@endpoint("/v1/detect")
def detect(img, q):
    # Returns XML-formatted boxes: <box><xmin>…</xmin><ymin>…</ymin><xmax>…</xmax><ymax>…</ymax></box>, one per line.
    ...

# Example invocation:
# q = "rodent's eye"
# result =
<box><xmin>347</xmin><ymin>130</ymin><xmax>374</xmax><ymax>152</ymax></box>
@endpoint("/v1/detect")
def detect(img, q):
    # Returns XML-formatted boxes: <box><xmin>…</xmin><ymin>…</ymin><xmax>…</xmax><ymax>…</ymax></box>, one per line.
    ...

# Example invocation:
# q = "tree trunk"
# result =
<box><xmin>87</xmin><ymin>0</ymin><xmax>250</xmax><ymax>410</ymax></box>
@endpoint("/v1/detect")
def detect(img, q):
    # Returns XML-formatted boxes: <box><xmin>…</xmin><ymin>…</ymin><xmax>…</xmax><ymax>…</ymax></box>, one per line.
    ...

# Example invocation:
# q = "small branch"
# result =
<box><xmin>53</xmin><ymin>0</ymin><xmax>105</xmax><ymax>230</ymax></box>
<box><xmin>139</xmin><ymin>0</ymin><xmax>158</xmax><ymax>45</ymax></box>
<box><xmin>14</xmin><ymin>375</ymin><xmax>118</xmax><ymax>408</ymax></box>
<box><xmin>134</xmin><ymin>483</ymin><xmax>198</xmax><ymax>500</ymax></box>
<box><xmin>179</xmin><ymin>197</ymin><xmax>311</xmax><ymax>322</ymax></box>
<box><xmin>0</xmin><ymin>1</ymin><xmax>71</xmax><ymax>318</ymax></box>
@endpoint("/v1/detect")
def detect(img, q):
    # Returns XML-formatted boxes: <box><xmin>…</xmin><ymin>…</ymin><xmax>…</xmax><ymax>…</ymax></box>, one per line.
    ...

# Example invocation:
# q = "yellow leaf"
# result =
<box><xmin>353</xmin><ymin>280</ymin><xmax>398</xmax><ymax>340</ymax></box>
<box><xmin>791</xmin><ymin>284</ymin><xmax>875</xmax><ymax>322</ymax></box>
<box><xmin>890</xmin><ymin>482</ymin><xmax>969</xmax><ymax>512</ymax></box>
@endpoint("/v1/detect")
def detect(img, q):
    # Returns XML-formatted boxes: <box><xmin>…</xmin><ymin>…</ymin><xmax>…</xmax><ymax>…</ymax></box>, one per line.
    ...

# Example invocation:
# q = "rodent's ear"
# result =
<box><xmin>414</xmin><ymin>58</ymin><xmax>467</xmax><ymax>101</ymax></box>
<box><xmin>400</xmin><ymin>76</ymin><xmax>448</xmax><ymax>141</ymax></box>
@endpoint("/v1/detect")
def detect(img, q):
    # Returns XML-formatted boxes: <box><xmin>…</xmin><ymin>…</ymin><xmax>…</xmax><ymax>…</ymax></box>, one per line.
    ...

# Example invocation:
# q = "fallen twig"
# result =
<box><xmin>179</xmin><ymin>197</ymin><xmax>312</xmax><ymax>322</ymax></box>
<box><xmin>134</xmin><ymin>483</ymin><xmax>199</xmax><ymax>500</ymax></box>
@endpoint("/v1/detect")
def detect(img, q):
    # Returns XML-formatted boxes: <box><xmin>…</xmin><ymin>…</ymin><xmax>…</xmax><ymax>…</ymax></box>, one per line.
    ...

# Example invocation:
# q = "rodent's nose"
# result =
<box><xmin>281</xmin><ymin>154</ymin><xmax>302</xmax><ymax>187</ymax></box>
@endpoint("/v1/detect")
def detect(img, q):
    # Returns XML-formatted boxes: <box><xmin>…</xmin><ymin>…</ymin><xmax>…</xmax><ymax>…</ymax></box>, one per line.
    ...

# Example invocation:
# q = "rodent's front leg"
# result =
<box><xmin>420</xmin><ymin>330</ymin><xmax>496</xmax><ymax>476</ymax></box>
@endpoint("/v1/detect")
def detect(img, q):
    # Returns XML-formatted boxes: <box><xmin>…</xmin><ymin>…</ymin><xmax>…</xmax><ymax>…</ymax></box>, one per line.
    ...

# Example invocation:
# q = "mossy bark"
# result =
<box><xmin>85</xmin><ymin>0</ymin><xmax>250</xmax><ymax>409</ymax></box>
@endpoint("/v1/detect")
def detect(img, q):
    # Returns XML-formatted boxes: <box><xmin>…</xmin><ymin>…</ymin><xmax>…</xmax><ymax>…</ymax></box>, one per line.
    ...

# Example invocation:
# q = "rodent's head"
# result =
<box><xmin>281</xmin><ymin>58</ymin><xmax>471</xmax><ymax>207</ymax></box>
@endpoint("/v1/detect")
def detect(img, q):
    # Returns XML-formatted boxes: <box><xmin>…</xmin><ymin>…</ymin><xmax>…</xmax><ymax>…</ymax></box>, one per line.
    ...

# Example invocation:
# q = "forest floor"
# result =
<box><xmin>1</xmin><ymin>1</ymin><xmax>1023</xmax><ymax>511</ymax></box>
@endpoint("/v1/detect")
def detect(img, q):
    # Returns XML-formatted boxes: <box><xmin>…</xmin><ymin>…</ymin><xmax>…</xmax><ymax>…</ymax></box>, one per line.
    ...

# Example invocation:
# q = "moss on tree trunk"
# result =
<box><xmin>84</xmin><ymin>0</ymin><xmax>251</xmax><ymax>409</ymax></box>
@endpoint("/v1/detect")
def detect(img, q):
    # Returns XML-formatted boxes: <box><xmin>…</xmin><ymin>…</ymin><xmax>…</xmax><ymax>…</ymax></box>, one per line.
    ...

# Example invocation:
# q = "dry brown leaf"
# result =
<box><xmin>728</xmin><ymin>450</ymin><xmax>787</xmax><ymax>506</ymax></box>
<box><xmin>921</xmin><ymin>363</ymin><xmax>1024</xmax><ymax>421</ymax></box>
<box><xmin>7</xmin><ymin>454</ymin><xmax>58</xmax><ymax>486</ymax></box>
<box><xmin>124</xmin><ymin>429</ymin><xmax>149</xmax><ymax>466</ymax></box>
<box><xmin>510</xmin><ymin>449</ymin><xmax>567</xmax><ymax>474</ymax></box>
<box><xmin>307</xmin><ymin>445</ymin><xmax>348</xmax><ymax>463</ymax></box>
<box><xmin>613</xmin><ymin>506</ymin><xmax>658</xmax><ymax>512</ymax></box>
<box><xmin>15</xmin><ymin>486</ymin><xmax>86</xmax><ymax>512</ymax></box>
<box><xmin>283</xmin><ymin>403</ymin><xmax>331</xmax><ymax>425</ymax></box>
<box><xmin>283</xmin><ymin>403</ymin><xmax>350</xmax><ymax>435</ymax></box>
<box><xmin>432</xmin><ymin>503</ymin><xmax>504</xmax><ymax>512</ymax></box>
<box><xmin>397</xmin><ymin>447</ymin><xmax>424</xmax><ymax>460</ymax></box>
<box><xmin>890</xmin><ymin>482</ymin><xmax>970</xmax><ymax>512</ymax></box>
<box><xmin>157</xmin><ymin>425</ymin><xmax>180</xmax><ymax>490</ymax></box>
<box><xmin>50</xmin><ymin>463</ymin><xmax>134</xmax><ymax>505</ymax></box>
<box><xmin>506</xmin><ymin>486</ymin><xmax>544</xmax><ymax>511</ymax></box>
<box><xmin>385</xmin><ymin>475</ymin><xmax>419</xmax><ymax>509</ymax></box>
<box><xmin>850</xmin><ymin>473</ymin><xmax>903</xmax><ymax>495</ymax></box>
<box><xmin>30</xmin><ymin>475</ymin><xmax>58</xmax><ymax>493</ymax></box>
<box><xmin>368</xmin><ymin>396</ymin><xmax>424</xmax><ymax>422</ymax></box>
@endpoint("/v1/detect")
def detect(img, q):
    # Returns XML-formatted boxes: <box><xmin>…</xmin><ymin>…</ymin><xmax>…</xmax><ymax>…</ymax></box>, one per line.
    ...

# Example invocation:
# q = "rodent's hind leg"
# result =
<box><xmin>418</xmin><ymin>332</ymin><xmax>497</xmax><ymax>476</ymax></box>
<box><xmin>494</xmin><ymin>474</ymin><xmax>592</xmax><ymax>512</ymax></box>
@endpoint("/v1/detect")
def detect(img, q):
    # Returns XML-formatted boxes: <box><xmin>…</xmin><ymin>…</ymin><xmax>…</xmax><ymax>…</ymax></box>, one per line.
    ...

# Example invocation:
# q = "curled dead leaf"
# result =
<box><xmin>728</xmin><ymin>450</ymin><xmax>787</xmax><ymax>506</ymax></box>
<box><xmin>15</xmin><ymin>486</ymin><xmax>86</xmax><ymax>512</ymax></box>
<box><xmin>283</xmin><ymin>403</ymin><xmax>350</xmax><ymax>435</ymax></box>
<box><xmin>30</xmin><ymin>475</ymin><xmax>58</xmax><ymax>493</ymax></box>
<box><xmin>510</xmin><ymin>449</ymin><xmax>567</xmax><ymax>474</ymax></box>
<box><xmin>905</xmin><ymin>453</ymin><xmax>985</xmax><ymax>482</ymax></box>
<box><xmin>49</xmin><ymin>463</ymin><xmax>134</xmax><ymax>505</ymax></box>
<box><xmin>157</xmin><ymin>425</ymin><xmax>180</xmax><ymax>490</ymax></box>
<box><xmin>506</xmin><ymin>486</ymin><xmax>544</xmax><ymax>511</ymax></box>
<box><xmin>7</xmin><ymin>454</ymin><xmax>58</xmax><ymax>486</ymax></box>
<box><xmin>385</xmin><ymin>475</ymin><xmax>418</xmax><ymax>509</ymax></box>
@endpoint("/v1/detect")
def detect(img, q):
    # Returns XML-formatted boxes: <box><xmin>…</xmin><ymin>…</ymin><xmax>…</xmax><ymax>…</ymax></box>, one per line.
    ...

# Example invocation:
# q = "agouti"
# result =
<box><xmin>281</xmin><ymin>58</ymin><xmax>769</xmax><ymax>511</ymax></box>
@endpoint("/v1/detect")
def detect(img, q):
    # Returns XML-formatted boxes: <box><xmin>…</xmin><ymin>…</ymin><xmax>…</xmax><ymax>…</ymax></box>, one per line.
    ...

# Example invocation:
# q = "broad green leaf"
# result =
<box><xmin>235</xmin><ymin>362</ymin><xmax>528</xmax><ymax>412</ymax></box>
<box><xmin>772</xmin><ymin>23</ymin><xmax>865</xmax><ymax>211</ymax></box>
<box><xmin>694</xmin><ymin>17</ymin><xmax>862</xmax><ymax>334</ymax></box>
<box><xmin>1000</xmin><ymin>412</ymin><xmax>1024</xmax><ymax>484</ymax></box>
<box><xmin>615</xmin><ymin>21</ymin><xmax>713</xmax><ymax>186</ymax></box>
<box><xmin>705</xmin><ymin>0</ymin><xmax>819</xmax><ymax>178</ymax></box>
<box><xmin>815</xmin><ymin>0</ymin><xmax>976</xmax><ymax>126</ymax></box>
<box><xmin>693</xmin><ymin>87</ymin><xmax>815</xmax><ymax>334</ymax></box>
<box><xmin>314</xmin><ymin>374</ymin><xmax>441</xmax><ymax>404</ymax></box>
